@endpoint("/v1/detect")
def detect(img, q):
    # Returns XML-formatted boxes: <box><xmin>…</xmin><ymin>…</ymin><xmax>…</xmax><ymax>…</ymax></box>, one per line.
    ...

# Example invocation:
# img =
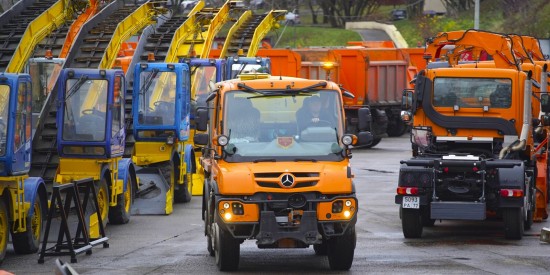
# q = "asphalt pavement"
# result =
<box><xmin>2</xmin><ymin>136</ymin><xmax>550</xmax><ymax>274</ymax></box>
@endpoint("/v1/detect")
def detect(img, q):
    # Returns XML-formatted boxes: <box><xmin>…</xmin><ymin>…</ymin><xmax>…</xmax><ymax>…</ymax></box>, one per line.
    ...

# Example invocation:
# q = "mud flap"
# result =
<box><xmin>131</xmin><ymin>167</ymin><xmax>173</xmax><ymax>215</ymax></box>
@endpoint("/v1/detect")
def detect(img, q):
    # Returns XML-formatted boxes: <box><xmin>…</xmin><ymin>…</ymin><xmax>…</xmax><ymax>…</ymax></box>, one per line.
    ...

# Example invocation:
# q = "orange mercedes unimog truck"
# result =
<box><xmin>396</xmin><ymin>30</ymin><xmax>546</xmax><ymax>240</ymax></box>
<box><xmin>193</xmin><ymin>74</ymin><xmax>373</xmax><ymax>271</ymax></box>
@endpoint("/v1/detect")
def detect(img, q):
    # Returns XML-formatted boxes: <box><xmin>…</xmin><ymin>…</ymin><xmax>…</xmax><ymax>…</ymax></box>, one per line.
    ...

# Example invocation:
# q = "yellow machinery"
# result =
<box><xmin>132</xmin><ymin>0</ymin><xmax>240</xmax><ymax>200</ymax></box>
<box><xmin>0</xmin><ymin>0</ymin><xmax>79</xmax><ymax>264</ymax></box>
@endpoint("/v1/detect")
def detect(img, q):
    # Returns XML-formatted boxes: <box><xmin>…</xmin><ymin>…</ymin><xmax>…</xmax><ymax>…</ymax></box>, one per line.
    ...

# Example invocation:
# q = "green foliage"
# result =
<box><xmin>269</xmin><ymin>26</ymin><xmax>362</xmax><ymax>48</ymax></box>
<box><xmin>394</xmin><ymin>0</ymin><xmax>505</xmax><ymax>47</ymax></box>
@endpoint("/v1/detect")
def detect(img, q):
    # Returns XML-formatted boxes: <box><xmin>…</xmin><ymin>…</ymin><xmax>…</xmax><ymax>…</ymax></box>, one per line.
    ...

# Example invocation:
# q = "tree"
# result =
<box><xmin>441</xmin><ymin>0</ymin><xmax>475</xmax><ymax>17</ymax></box>
<box><xmin>318</xmin><ymin>0</ymin><xmax>382</xmax><ymax>28</ymax></box>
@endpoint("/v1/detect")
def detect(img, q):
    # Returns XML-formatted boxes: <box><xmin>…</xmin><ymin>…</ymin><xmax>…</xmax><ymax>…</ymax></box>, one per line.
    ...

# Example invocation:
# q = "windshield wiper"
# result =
<box><xmin>293</xmin><ymin>158</ymin><xmax>318</xmax><ymax>162</ymax></box>
<box><xmin>65</xmin><ymin>75</ymin><xmax>88</xmax><ymax>101</ymax></box>
<box><xmin>237</xmin><ymin>82</ymin><xmax>261</xmax><ymax>94</ymax></box>
<box><xmin>252</xmin><ymin>158</ymin><xmax>277</xmax><ymax>163</ymax></box>
<box><xmin>191</xmin><ymin>64</ymin><xmax>201</xmax><ymax>76</ymax></box>
<box><xmin>239</xmin><ymin>81</ymin><xmax>328</xmax><ymax>98</ymax></box>
<box><xmin>233</xmin><ymin>62</ymin><xmax>249</xmax><ymax>78</ymax></box>
<box><xmin>139</xmin><ymin>68</ymin><xmax>159</xmax><ymax>96</ymax></box>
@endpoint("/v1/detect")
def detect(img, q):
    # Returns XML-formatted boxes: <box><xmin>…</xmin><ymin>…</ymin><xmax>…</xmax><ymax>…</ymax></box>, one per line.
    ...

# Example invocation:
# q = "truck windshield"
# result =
<box><xmin>62</xmin><ymin>78</ymin><xmax>108</xmax><ymax>142</ymax></box>
<box><xmin>137</xmin><ymin>71</ymin><xmax>177</xmax><ymax>126</ymax></box>
<box><xmin>223</xmin><ymin>90</ymin><xmax>345</xmax><ymax>162</ymax></box>
<box><xmin>0</xmin><ymin>85</ymin><xmax>9</xmax><ymax>156</ymax></box>
<box><xmin>433</xmin><ymin>77</ymin><xmax>512</xmax><ymax>108</ymax></box>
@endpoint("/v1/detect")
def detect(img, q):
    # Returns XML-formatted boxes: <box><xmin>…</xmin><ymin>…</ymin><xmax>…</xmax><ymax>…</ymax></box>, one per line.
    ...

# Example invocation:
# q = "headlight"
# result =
<box><xmin>345</xmin><ymin>200</ymin><xmax>352</xmax><ymax>207</ymax></box>
<box><xmin>217</xmin><ymin>135</ymin><xmax>229</xmax><ymax>146</ymax></box>
<box><xmin>341</xmin><ymin>134</ymin><xmax>356</xmax><ymax>146</ymax></box>
<box><xmin>223</xmin><ymin>202</ymin><xmax>230</xmax><ymax>209</ymax></box>
<box><xmin>224</xmin><ymin>212</ymin><xmax>232</xmax><ymax>221</ymax></box>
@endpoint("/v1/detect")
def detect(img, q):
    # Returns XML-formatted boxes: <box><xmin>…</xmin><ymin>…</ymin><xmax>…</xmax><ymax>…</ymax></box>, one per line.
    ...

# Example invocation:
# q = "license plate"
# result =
<box><xmin>402</xmin><ymin>196</ymin><xmax>419</xmax><ymax>209</ymax></box>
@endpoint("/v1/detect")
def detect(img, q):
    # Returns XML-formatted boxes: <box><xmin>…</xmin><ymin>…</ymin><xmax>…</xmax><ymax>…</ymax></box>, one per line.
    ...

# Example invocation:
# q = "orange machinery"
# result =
<box><xmin>256</xmin><ymin>43</ymin><xmax>413</xmax><ymax>146</ymax></box>
<box><xmin>397</xmin><ymin>29</ymin><xmax>547</xmax><ymax>240</ymax></box>
<box><xmin>194</xmin><ymin>73</ymin><xmax>373</xmax><ymax>271</ymax></box>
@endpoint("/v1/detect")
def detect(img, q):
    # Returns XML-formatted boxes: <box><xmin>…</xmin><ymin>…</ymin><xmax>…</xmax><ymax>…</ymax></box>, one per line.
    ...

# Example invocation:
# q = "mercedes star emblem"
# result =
<box><xmin>280</xmin><ymin>173</ymin><xmax>295</xmax><ymax>188</ymax></box>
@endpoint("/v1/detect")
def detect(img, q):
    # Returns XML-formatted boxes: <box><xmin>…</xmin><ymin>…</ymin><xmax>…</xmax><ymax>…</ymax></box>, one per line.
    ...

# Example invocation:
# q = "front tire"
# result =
<box><xmin>313</xmin><ymin>241</ymin><xmax>328</xmax><ymax>256</ymax></box>
<box><xmin>503</xmin><ymin>207</ymin><xmax>524</xmax><ymax>240</ymax></box>
<box><xmin>109</xmin><ymin>176</ymin><xmax>133</xmax><ymax>225</ymax></box>
<box><xmin>327</xmin><ymin>225</ymin><xmax>356</xmax><ymax>270</ymax></box>
<box><xmin>402</xmin><ymin>207</ymin><xmax>423</xmax><ymax>238</ymax></box>
<box><xmin>13</xmin><ymin>193</ymin><xmax>44</xmax><ymax>254</ymax></box>
<box><xmin>214</xmin><ymin>224</ymin><xmax>240</xmax><ymax>271</ymax></box>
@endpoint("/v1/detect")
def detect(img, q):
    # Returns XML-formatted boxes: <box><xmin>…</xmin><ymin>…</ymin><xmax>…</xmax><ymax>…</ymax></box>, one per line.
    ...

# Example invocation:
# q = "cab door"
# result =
<box><xmin>12</xmin><ymin>77</ymin><xmax>32</xmax><ymax>174</ymax></box>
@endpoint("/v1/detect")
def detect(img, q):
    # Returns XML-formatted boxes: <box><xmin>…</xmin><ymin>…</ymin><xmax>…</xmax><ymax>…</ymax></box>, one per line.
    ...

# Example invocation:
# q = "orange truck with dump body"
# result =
<box><xmin>193</xmin><ymin>73</ymin><xmax>373</xmax><ymax>271</ymax></box>
<box><xmin>257</xmin><ymin>43</ymin><xmax>416</xmax><ymax>147</ymax></box>
<box><xmin>397</xmin><ymin>29</ymin><xmax>549</xmax><ymax>240</ymax></box>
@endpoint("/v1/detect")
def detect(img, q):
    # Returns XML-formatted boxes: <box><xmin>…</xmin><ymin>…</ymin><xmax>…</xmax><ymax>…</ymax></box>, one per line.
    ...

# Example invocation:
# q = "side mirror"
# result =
<box><xmin>402</xmin><ymin>89</ymin><xmax>413</xmax><ymax>111</ymax></box>
<box><xmin>193</xmin><ymin>133</ymin><xmax>209</xmax><ymax>145</ymax></box>
<box><xmin>195</xmin><ymin>109</ymin><xmax>208</xmax><ymax>131</ymax></box>
<box><xmin>357</xmin><ymin>108</ymin><xmax>372</xmax><ymax>132</ymax></box>
<box><xmin>542</xmin><ymin>94</ymin><xmax>550</xmax><ymax>113</ymax></box>
<box><xmin>357</xmin><ymin>131</ymin><xmax>373</xmax><ymax>146</ymax></box>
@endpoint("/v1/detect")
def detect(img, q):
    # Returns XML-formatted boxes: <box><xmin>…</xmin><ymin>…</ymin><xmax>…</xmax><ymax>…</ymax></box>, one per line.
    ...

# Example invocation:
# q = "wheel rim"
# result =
<box><xmin>31</xmin><ymin>201</ymin><xmax>41</xmax><ymax>241</ymax></box>
<box><xmin>0</xmin><ymin>206</ymin><xmax>6</xmax><ymax>251</ymax></box>
<box><xmin>98</xmin><ymin>185</ymin><xmax>108</xmax><ymax>221</ymax></box>
<box><xmin>124</xmin><ymin>182</ymin><xmax>131</xmax><ymax>213</ymax></box>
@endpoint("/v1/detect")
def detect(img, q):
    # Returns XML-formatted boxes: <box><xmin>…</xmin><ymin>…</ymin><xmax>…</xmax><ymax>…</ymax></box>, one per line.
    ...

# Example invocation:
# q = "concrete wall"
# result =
<box><xmin>345</xmin><ymin>21</ymin><xmax>409</xmax><ymax>48</ymax></box>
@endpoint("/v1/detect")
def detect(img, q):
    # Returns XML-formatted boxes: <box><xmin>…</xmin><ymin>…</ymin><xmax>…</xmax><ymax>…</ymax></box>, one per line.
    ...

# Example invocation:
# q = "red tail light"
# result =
<box><xmin>500</xmin><ymin>189</ymin><xmax>523</xmax><ymax>197</ymax></box>
<box><xmin>397</xmin><ymin>187</ymin><xmax>419</xmax><ymax>195</ymax></box>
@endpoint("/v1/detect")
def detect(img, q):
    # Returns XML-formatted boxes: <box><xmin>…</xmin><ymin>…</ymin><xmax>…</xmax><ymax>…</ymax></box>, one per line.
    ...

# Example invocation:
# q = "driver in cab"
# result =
<box><xmin>296</xmin><ymin>95</ymin><xmax>334</xmax><ymax>132</ymax></box>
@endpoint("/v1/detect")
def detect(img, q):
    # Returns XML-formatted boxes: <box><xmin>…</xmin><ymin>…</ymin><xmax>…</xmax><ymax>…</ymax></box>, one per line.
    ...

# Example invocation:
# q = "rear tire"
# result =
<box><xmin>214</xmin><ymin>225</ymin><xmax>240</xmax><ymax>271</ymax></box>
<box><xmin>387</xmin><ymin>119</ymin><xmax>407</xmax><ymax>137</ymax></box>
<box><xmin>13</xmin><ymin>193</ymin><xmax>44</xmax><ymax>254</ymax></box>
<box><xmin>525</xmin><ymin>190</ymin><xmax>534</xmax><ymax>230</ymax></box>
<box><xmin>0</xmin><ymin>200</ymin><xmax>8</xmax><ymax>264</ymax></box>
<box><xmin>402</xmin><ymin>207</ymin><xmax>423</xmax><ymax>238</ymax></box>
<box><xmin>363</xmin><ymin>138</ymin><xmax>382</xmax><ymax>149</ymax></box>
<box><xmin>503</xmin><ymin>207</ymin><xmax>524</xmax><ymax>240</ymax></box>
<box><xmin>421</xmin><ymin>206</ymin><xmax>435</xmax><ymax>227</ymax></box>
<box><xmin>109</xmin><ymin>176</ymin><xmax>133</xmax><ymax>225</ymax></box>
<box><xmin>174</xmin><ymin>168</ymin><xmax>192</xmax><ymax>203</ymax></box>
<box><xmin>327</xmin><ymin>225</ymin><xmax>356</xmax><ymax>270</ymax></box>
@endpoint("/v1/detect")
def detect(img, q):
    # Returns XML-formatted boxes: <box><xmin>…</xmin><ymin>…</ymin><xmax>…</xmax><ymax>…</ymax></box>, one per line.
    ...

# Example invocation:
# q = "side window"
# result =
<box><xmin>112</xmin><ymin>75</ymin><xmax>123</xmax><ymax>137</ymax></box>
<box><xmin>14</xmin><ymin>81</ymin><xmax>26</xmax><ymax>150</ymax></box>
<box><xmin>24</xmin><ymin>81</ymin><xmax>31</xmax><ymax>142</ymax></box>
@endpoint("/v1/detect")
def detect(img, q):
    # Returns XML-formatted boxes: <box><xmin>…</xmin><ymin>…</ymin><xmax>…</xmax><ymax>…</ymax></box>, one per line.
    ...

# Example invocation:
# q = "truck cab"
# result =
<box><xmin>397</xmin><ymin>67</ymin><xmax>535</xmax><ymax>239</ymax></box>
<box><xmin>131</xmin><ymin>62</ymin><xmax>193</xmax><ymax>210</ymax></box>
<box><xmin>57</xmin><ymin>68</ymin><xmax>125</xmax><ymax>158</ymax></box>
<box><xmin>0</xmin><ymin>73</ymin><xmax>48</xmax><ymax>262</ymax></box>
<box><xmin>195</xmin><ymin>74</ymin><xmax>372</xmax><ymax>271</ymax></box>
